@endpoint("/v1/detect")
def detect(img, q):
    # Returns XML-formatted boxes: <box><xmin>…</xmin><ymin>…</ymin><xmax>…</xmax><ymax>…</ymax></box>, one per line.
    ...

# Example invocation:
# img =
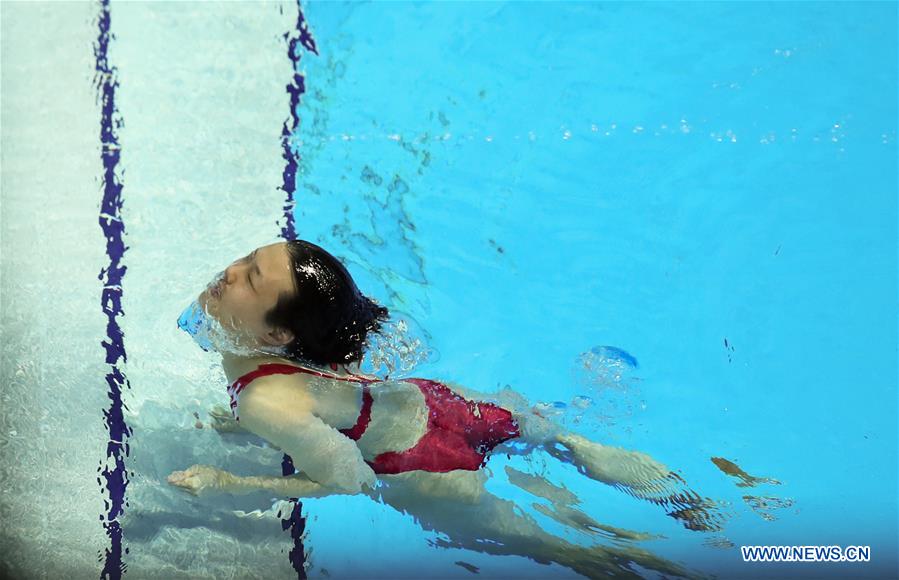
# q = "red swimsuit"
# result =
<box><xmin>228</xmin><ymin>363</ymin><xmax>521</xmax><ymax>474</ymax></box>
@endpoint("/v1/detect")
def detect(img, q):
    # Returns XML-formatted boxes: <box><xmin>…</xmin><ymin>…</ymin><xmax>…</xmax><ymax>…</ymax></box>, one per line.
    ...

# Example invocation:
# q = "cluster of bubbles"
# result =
<box><xmin>177</xmin><ymin>297</ymin><xmax>268</xmax><ymax>357</ymax></box>
<box><xmin>358</xmin><ymin>313</ymin><xmax>439</xmax><ymax>380</ymax></box>
<box><xmin>176</xmin><ymin>267</ymin><xmax>439</xmax><ymax>375</ymax></box>
<box><xmin>176</xmin><ymin>272</ymin><xmax>286</xmax><ymax>358</ymax></box>
<box><xmin>576</xmin><ymin>346</ymin><xmax>639</xmax><ymax>386</ymax></box>
<box><xmin>305</xmin><ymin>116</ymin><xmax>891</xmax><ymax>147</ymax></box>
<box><xmin>534</xmin><ymin>346</ymin><xmax>644</xmax><ymax>433</ymax></box>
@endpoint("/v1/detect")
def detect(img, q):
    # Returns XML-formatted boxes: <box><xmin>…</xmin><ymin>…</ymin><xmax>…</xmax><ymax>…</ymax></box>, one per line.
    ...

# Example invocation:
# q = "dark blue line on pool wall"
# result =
<box><xmin>94</xmin><ymin>0</ymin><xmax>132</xmax><ymax>578</ymax></box>
<box><xmin>278</xmin><ymin>2</ymin><xmax>319</xmax><ymax>242</ymax></box>
<box><xmin>278</xmin><ymin>3</ymin><xmax>318</xmax><ymax>578</ymax></box>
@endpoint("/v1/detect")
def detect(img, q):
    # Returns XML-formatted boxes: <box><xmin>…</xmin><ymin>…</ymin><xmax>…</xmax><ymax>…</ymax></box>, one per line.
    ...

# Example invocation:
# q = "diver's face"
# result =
<box><xmin>200</xmin><ymin>242</ymin><xmax>296</xmax><ymax>349</ymax></box>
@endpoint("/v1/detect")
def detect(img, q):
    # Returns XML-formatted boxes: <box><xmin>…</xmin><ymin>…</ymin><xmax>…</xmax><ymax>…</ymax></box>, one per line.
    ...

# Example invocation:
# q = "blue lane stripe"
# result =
<box><xmin>278</xmin><ymin>3</ymin><xmax>318</xmax><ymax>578</ymax></box>
<box><xmin>279</xmin><ymin>2</ymin><xmax>318</xmax><ymax>242</ymax></box>
<box><xmin>94</xmin><ymin>0</ymin><xmax>132</xmax><ymax>578</ymax></box>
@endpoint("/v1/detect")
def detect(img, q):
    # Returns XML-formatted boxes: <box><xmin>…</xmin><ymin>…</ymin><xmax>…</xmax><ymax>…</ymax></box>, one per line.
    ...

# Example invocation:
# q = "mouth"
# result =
<box><xmin>206</xmin><ymin>271</ymin><xmax>225</xmax><ymax>299</ymax></box>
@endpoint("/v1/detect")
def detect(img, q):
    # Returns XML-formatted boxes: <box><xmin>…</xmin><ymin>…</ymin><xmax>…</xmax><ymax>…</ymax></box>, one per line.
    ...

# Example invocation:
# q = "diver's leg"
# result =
<box><xmin>488</xmin><ymin>392</ymin><xmax>673</xmax><ymax>493</ymax></box>
<box><xmin>409</xmin><ymin>380</ymin><xmax>722</xmax><ymax>532</ymax></box>
<box><xmin>440</xmin><ymin>379</ymin><xmax>675</xmax><ymax>487</ymax></box>
<box><xmin>450</xmin><ymin>382</ymin><xmax>678</xmax><ymax>494</ymax></box>
<box><xmin>544</xmin><ymin>434</ymin><xmax>726</xmax><ymax>532</ymax></box>
<box><xmin>504</xmin><ymin>465</ymin><xmax>660</xmax><ymax>542</ymax></box>
<box><xmin>373</xmin><ymin>473</ymin><xmax>691</xmax><ymax>579</ymax></box>
<box><xmin>181</xmin><ymin>467</ymin><xmax>689</xmax><ymax>578</ymax></box>
<box><xmin>443</xmin><ymin>380</ymin><xmax>676</xmax><ymax>487</ymax></box>
<box><xmin>549</xmin><ymin>432</ymin><xmax>672</xmax><ymax>490</ymax></box>
<box><xmin>498</xmin><ymin>407</ymin><xmax>726</xmax><ymax>532</ymax></box>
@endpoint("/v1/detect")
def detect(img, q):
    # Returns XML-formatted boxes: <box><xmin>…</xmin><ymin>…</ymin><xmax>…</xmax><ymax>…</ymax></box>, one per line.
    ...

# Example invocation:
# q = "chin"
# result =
<box><xmin>199</xmin><ymin>288</ymin><xmax>222</xmax><ymax>312</ymax></box>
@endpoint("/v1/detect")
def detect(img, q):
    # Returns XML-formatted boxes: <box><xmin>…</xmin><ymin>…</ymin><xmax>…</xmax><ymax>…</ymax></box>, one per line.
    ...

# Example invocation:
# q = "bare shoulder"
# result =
<box><xmin>237</xmin><ymin>372</ymin><xmax>315</xmax><ymax>424</ymax></box>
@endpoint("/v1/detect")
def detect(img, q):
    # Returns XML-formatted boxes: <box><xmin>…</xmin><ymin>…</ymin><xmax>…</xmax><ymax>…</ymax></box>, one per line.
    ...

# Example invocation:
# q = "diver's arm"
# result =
<box><xmin>167</xmin><ymin>464</ymin><xmax>346</xmax><ymax>498</ymax></box>
<box><xmin>237</xmin><ymin>377</ymin><xmax>378</xmax><ymax>494</ymax></box>
<box><xmin>225</xmin><ymin>470</ymin><xmax>489</xmax><ymax>505</ymax></box>
<box><xmin>223</xmin><ymin>471</ymin><xmax>357</xmax><ymax>498</ymax></box>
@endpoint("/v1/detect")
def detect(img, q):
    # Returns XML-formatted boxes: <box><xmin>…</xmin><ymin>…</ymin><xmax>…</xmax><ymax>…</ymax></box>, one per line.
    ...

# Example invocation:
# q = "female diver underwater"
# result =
<box><xmin>167</xmin><ymin>239</ymin><xmax>722</xmax><ymax>579</ymax></box>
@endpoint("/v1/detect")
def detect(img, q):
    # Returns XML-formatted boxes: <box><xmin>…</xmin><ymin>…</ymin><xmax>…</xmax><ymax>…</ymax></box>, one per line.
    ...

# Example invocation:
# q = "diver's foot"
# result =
<box><xmin>556</xmin><ymin>434</ymin><xmax>727</xmax><ymax>532</ymax></box>
<box><xmin>555</xmin><ymin>433</ymin><xmax>673</xmax><ymax>493</ymax></box>
<box><xmin>664</xmin><ymin>494</ymin><xmax>728</xmax><ymax>532</ymax></box>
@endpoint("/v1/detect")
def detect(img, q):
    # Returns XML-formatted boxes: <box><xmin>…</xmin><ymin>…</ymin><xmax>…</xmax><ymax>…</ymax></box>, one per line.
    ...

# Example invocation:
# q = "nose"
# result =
<box><xmin>224</xmin><ymin>262</ymin><xmax>240</xmax><ymax>285</ymax></box>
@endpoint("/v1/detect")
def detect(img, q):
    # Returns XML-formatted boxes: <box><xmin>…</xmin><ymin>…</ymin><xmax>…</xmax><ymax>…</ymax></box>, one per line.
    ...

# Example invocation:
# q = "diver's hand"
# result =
<box><xmin>208</xmin><ymin>404</ymin><xmax>247</xmax><ymax>433</ymax></box>
<box><xmin>166</xmin><ymin>464</ymin><xmax>235</xmax><ymax>497</ymax></box>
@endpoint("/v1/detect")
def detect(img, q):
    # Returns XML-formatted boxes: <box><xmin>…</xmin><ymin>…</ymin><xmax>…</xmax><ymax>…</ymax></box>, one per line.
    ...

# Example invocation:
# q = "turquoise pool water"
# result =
<box><xmin>1</xmin><ymin>1</ymin><xmax>895</xmax><ymax>579</ymax></box>
<box><xmin>293</xmin><ymin>3</ymin><xmax>897</xmax><ymax>578</ymax></box>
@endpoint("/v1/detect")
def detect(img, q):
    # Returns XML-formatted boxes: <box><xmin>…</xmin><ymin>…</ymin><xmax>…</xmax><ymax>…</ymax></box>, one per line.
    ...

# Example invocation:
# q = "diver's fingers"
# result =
<box><xmin>166</xmin><ymin>465</ymin><xmax>212</xmax><ymax>495</ymax></box>
<box><xmin>208</xmin><ymin>404</ymin><xmax>232</xmax><ymax>418</ymax></box>
<box><xmin>166</xmin><ymin>472</ymin><xmax>200</xmax><ymax>495</ymax></box>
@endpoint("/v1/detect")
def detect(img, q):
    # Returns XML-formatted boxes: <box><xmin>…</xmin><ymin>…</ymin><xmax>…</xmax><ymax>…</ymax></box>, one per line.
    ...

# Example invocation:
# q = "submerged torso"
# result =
<box><xmin>221</xmin><ymin>353</ymin><xmax>429</xmax><ymax>459</ymax></box>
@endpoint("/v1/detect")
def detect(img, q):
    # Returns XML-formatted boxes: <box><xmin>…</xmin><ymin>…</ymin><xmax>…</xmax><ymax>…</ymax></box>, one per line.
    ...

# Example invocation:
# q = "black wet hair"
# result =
<box><xmin>264</xmin><ymin>240</ymin><xmax>390</xmax><ymax>366</ymax></box>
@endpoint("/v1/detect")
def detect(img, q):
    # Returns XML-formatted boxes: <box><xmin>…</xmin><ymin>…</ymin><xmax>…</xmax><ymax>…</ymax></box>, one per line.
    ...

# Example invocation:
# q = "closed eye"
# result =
<box><xmin>247</xmin><ymin>250</ymin><xmax>259</xmax><ymax>292</ymax></box>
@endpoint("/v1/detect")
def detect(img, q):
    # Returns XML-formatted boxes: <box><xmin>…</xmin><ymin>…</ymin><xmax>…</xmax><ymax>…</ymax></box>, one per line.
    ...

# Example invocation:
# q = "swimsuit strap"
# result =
<box><xmin>231</xmin><ymin>362</ymin><xmax>374</xmax><ymax>392</ymax></box>
<box><xmin>229</xmin><ymin>362</ymin><xmax>376</xmax><ymax>439</ymax></box>
<box><xmin>338</xmin><ymin>386</ymin><xmax>373</xmax><ymax>441</ymax></box>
